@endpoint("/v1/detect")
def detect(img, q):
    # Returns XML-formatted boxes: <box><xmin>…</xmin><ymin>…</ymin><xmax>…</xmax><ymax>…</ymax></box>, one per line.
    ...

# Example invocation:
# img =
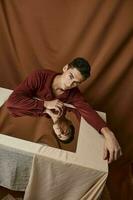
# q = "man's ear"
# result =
<box><xmin>63</xmin><ymin>64</ymin><xmax>69</xmax><ymax>73</ymax></box>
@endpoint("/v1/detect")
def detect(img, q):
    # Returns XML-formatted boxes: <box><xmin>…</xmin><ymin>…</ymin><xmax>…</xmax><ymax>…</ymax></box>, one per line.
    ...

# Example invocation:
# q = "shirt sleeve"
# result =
<box><xmin>68</xmin><ymin>87</ymin><xmax>107</xmax><ymax>133</ymax></box>
<box><xmin>6</xmin><ymin>69</ymin><xmax>46</xmax><ymax>117</ymax></box>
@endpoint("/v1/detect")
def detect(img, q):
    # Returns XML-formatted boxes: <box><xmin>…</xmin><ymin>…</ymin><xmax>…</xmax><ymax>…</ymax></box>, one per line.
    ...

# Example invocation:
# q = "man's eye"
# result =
<box><xmin>69</xmin><ymin>74</ymin><xmax>73</xmax><ymax>79</ymax></box>
<box><xmin>73</xmin><ymin>82</ymin><xmax>78</xmax><ymax>86</ymax></box>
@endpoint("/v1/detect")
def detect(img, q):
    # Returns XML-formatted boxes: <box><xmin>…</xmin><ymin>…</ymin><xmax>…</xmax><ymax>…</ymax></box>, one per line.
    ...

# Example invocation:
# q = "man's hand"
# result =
<box><xmin>44</xmin><ymin>99</ymin><xmax>64</xmax><ymax>117</ymax></box>
<box><xmin>44</xmin><ymin>108</ymin><xmax>60</xmax><ymax>124</ymax></box>
<box><xmin>101</xmin><ymin>127</ymin><xmax>122</xmax><ymax>164</ymax></box>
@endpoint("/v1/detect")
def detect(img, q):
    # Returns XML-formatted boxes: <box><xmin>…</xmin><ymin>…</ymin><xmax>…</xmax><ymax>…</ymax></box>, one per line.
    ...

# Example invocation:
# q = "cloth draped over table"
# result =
<box><xmin>0</xmin><ymin>88</ymin><xmax>108</xmax><ymax>200</ymax></box>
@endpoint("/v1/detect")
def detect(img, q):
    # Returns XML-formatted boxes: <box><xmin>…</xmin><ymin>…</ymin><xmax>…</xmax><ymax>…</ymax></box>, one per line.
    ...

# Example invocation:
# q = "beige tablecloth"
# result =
<box><xmin>0</xmin><ymin>87</ymin><xmax>108</xmax><ymax>200</ymax></box>
<box><xmin>24</xmin><ymin>117</ymin><xmax>108</xmax><ymax>200</ymax></box>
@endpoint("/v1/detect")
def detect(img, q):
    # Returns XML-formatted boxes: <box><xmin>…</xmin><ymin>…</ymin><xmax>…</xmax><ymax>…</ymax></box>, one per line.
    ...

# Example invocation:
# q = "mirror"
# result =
<box><xmin>0</xmin><ymin>87</ymin><xmax>80</xmax><ymax>153</ymax></box>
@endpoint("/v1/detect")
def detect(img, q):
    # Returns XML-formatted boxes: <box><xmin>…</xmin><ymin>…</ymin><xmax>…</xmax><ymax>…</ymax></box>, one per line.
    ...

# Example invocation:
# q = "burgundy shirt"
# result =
<box><xmin>6</xmin><ymin>69</ymin><xmax>107</xmax><ymax>132</ymax></box>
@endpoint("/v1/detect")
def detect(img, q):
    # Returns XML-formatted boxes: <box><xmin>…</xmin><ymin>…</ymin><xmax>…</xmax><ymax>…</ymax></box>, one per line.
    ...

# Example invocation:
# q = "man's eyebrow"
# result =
<box><xmin>70</xmin><ymin>72</ymin><xmax>74</xmax><ymax>78</ymax></box>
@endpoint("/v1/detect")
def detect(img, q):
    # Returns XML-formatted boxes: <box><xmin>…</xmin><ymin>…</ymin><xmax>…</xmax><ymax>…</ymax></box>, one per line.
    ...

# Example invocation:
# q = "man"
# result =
<box><xmin>6</xmin><ymin>57</ymin><xmax>122</xmax><ymax>163</ymax></box>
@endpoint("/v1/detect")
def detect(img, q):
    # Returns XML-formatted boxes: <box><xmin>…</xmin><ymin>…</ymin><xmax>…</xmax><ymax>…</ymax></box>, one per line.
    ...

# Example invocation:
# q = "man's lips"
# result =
<box><xmin>56</xmin><ymin>88</ymin><xmax>64</xmax><ymax>92</ymax></box>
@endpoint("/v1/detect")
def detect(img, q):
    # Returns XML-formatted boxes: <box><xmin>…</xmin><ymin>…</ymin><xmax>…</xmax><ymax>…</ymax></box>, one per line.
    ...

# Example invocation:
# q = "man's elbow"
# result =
<box><xmin>5</xmin><ymin>95</ymin><xmax>18</xmax><ymax>117</ymax></box>
<box><xmin>6</xmin><ymin>94</ymin><xmax>14</xmax><ymax>109</ymax></box>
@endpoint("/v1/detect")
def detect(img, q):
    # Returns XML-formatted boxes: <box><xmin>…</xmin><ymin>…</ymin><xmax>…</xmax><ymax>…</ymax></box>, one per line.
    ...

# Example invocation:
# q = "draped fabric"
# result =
<box><xmin>0</xmin><ymin>0</ymin><xmax>132</xmax><ymax>199</ymax></box>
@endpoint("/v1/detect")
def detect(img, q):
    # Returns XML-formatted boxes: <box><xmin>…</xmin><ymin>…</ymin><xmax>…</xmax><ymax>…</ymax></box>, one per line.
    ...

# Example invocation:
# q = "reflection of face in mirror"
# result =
<box><xmin>53</xmin><ymin>118</ymin><xmax>75</xmax><ymax>144</ymax></box>
<box><xmin>44</xmin><ymin>108</ymin><xmax>75</xmax><ymax>144</ymax></box>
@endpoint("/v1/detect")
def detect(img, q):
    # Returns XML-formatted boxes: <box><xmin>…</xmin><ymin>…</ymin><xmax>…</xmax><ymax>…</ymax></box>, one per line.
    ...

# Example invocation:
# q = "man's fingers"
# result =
<box><xmin>119</xmin><ymin>149</ymin><xmax>123</xmax><ymax>156</ymax></box>
<box><xmin>114</xmin><ymin>150</ymin><xmax>118</xmax><ymax>161</ymax></box>
<box><xmin>103</xmin><ymin>146</ymin><xmax>108</xmax><ymax>160</ymax></box>
<box><xmin>46</xmin><ymin>109</ymin><xmax>52</xmax><ymax>115</ymax></box>
<box><xmin>113</xmin><ymin>147</ymin><xmax>123</xmax><ymax>161</ymax></box>
<box><xmin>55</xmin><ymin>106</ymin><xmax>63</xmax><ymax>116</ymax></box>
<box><xmin>57</xmin><ymin>102</ymin><xmax>64</xmax><ymax>107</ymax></box>
<box><xmin>54</xmin><ymin>106</ymin><xmax>60</xmax><ymax>112</ymax></box>
<box><xmin>56</xmin><ymin>100</ymin><xmax>64</xmax><ymax>107</ymax></box>
<box><xmin>107</xmin><ymin>148</ymin><xmax>123</xmax><ymax>164</ymax></box>
<box><xmin>117</xmin><ymin>148</ymin><xmax>123</xmax><ymax>159</ymax></box>
<box><xmin>108</xmin><ymin>150</ymin><xmax>114</xmax><ymax>164</ymax></box>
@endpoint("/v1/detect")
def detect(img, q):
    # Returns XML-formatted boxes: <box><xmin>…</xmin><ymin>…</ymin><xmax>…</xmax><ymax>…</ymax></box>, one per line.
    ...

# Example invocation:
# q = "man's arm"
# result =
<box><xmin>6</xmin><ymin>70</ymin><xmax>45</xmax><ymax>117</ymax></box>
<box><xmin>68</xmin><ymin>87</ymin><xmax>122</xmax><ymax>163</ymax></box>
<box><xmin>101</xmin><ymin>127</ymin><xmax>122</xmax><ymax>163</ymax></box>
<box><xmin>68</xmin><ymin>87</ymin><xmax>107</xmax><ymax>133</ymax></box>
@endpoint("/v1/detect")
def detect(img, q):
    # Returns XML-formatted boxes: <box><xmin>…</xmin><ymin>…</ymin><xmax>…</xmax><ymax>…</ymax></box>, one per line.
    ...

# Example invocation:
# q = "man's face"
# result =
<box><xmin>61</xmin><ymin>65</ymin><xmax>85</xmax><ymax>90</ymax></box>
<box><xmin>53</xmin><ymin>118</ymin><xmax>72</xmax><ymax>142</ymax></box>
<box><xmin>53</xmin><ymin>123</ymin><xmax>71</xmax><ymax>141</ymax></box>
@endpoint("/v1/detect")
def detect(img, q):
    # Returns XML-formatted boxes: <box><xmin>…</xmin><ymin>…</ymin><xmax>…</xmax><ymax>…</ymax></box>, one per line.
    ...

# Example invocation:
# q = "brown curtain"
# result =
<box><xmin>0</xmin><ymin>0</ymin><xmax>132</xmax><ymax>199</ymax></box>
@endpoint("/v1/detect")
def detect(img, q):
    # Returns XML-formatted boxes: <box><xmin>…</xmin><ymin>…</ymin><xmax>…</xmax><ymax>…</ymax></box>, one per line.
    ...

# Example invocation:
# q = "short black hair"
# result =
<box><xmin>58</xmin><ymin>125</ymin><xmax>75</xmax><ymax>144</ymax></box>
<box><xmin>68</xmin><ymin>57</ymin><xmax>91</xmax><ymax>79</ymax></box>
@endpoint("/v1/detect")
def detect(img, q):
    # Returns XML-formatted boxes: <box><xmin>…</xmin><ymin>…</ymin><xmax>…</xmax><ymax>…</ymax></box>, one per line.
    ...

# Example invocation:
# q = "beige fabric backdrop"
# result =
<box><xmin>0</xmin><ymin>0</ymin><xmax>133</xmax><ymax>199</ymax></box>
